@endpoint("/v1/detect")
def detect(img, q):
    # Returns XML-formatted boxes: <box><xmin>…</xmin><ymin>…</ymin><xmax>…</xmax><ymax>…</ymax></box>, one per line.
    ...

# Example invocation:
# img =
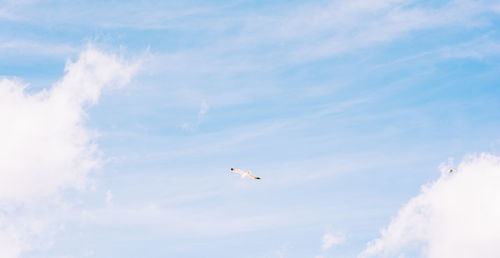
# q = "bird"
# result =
<box><xmin>230</xmin><ymin>168</ymin><xmax>261</xmax><ymax>180</ymax></box>
<box><xmin>449</xmin><ymin>168</ymin><xmax>454</xmax><ymax>173</ymax></box>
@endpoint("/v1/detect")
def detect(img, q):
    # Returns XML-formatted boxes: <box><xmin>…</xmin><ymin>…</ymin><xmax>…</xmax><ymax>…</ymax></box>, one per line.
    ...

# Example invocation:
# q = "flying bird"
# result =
<box><xmin>230</xmin><ymin>168</ymin><xmax>261</xmax><ymax>180</ymax></box>
<box><xmin>449</xmin><ymin>168</ymin><xmax>454</xmax><ymax>173</ymax></box>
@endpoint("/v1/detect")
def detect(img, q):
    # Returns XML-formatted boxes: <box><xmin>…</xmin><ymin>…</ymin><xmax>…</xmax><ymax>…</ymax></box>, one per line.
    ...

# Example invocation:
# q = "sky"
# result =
<box><xmin>1</xmin><ymin>0</ymin><xmax>500</xmax><ymax>257</ymax></box>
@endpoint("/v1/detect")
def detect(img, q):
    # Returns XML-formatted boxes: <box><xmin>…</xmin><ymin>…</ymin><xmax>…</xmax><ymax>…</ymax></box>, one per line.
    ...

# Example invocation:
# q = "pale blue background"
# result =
<box><xmin>2</xmin><ymin>1</ymin><xmax>500</xmax><ymax>257</ymax></box>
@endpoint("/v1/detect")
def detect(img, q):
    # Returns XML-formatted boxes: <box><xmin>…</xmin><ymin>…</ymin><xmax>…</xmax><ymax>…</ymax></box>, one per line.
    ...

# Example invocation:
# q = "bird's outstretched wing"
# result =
<box><xmin>247</xmin><ymin>171</ymin><xmax>261</xmax><ymax>180</ymax></box>
<box><xmin>230</xmin><ymin>168</ymin><xmax>245</xmax><ymax>175</ymax></box>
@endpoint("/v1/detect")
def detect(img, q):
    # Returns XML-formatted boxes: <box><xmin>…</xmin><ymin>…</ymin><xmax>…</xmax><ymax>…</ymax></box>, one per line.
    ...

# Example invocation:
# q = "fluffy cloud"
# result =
<box><xmin>0</xmin><ymin>48</ymin><xmax>137</xmax><ymax>257</ymax></box>
<box><xmin>360</xmin><ymin>153</ymin><xmax>500</xmax><ymax>258</ymax></box>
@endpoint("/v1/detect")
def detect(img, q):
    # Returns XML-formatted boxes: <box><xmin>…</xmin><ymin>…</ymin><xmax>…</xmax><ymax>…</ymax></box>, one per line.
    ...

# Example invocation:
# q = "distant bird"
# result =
<box><xmin>230</xmin><ymin>168</ymin><xmax>261</xmax><ymax>180</ymax></box>
<box><xmin>449</xmin><ymin>168</ymin><xmax>454</xmax><ymax>173</ymax></box>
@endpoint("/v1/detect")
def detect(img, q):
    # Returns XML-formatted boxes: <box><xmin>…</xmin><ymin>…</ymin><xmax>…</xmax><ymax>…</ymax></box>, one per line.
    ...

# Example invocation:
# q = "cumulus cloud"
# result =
<box><xmin>360</xmin><ymin>153</ymin><xmax>500</xmax><ymax>258</ymax></box>
<box><xmin>0</xmin><ymin>47</ymin><xmax>137</xmax><ymax>256</ymax></box>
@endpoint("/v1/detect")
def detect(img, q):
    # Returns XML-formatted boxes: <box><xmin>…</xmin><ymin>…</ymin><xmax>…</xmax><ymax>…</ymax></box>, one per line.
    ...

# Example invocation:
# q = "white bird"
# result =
<box><xmin>230</xmin><ymin>168</ymin><xmax>261</xmax><ymax>180</ymax></box>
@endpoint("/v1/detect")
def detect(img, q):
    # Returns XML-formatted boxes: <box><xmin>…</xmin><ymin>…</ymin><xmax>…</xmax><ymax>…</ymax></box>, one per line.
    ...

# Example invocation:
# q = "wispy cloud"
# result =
<box><xmin>315</xmin><ymin>229</ymin><xmax>346</xmax><ymax>258</ymax></box>
<box><xmin>0</xmin><ymin>39</ymin><xmax>78</xmax><ymax>57</ymax></box>
<box><xmin>263</xmin><ymin>245</ymin><xmax>288</xmax><ymax>258</ymax></box>
<box><xmin>105</xmin><ymin>190</ymin><xmax>113</xmax><ymax>204</ymax></box>
<box><xmin>181</xmin><ymin>100</ymin><xmax>210</xmax><ymax>131</ymax></box>
<box><xmin>438</xmin><ymin>37</ymin><xmax>500</xmax><ymax>59</ymax></box>
<box><xmin>321</xmin><ymin>231</ymin><xmax>346</xmax><ymax>251</ymax></box>
<box><xmin>80</xmin><ymin>203</ymin><xmax>317</xmax><ymax>237</ymax></box>
<box><xmin>146</xmin><ymin>0</ymin><xmax>500</xmax><ymax>77</ymax></box>
<box><xmin>3</xmin><ymin>1</ymin><xmax>500</xmax><ymax>70</ymax></box>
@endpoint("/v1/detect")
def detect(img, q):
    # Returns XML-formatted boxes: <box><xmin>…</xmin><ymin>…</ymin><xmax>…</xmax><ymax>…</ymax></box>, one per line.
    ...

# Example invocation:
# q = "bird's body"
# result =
<box><xmin>230</xmin><ymin>168</ymin><xmax>261</xmax><ymax>180</ymax></box>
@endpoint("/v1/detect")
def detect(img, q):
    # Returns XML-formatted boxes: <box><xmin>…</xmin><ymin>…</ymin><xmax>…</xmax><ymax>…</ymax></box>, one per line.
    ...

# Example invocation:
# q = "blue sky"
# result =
<box><xmin>1</xmin><ymin>0</ymin><xmax>500</xmax><ymax>257</ymax></box>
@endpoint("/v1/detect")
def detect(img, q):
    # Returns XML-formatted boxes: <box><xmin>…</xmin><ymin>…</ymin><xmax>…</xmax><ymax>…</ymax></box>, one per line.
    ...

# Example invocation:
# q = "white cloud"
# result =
<box><xmin>181</xmin><ymin>100</ymin><xmax>209</xmax><ymax>131</ymax></box>
<box><xmin>261</xmin><ymin>0</ymin><xmax>495</xmax><ymax>63</ymax></box>
<box><xmin>322</xmin><ymin>231</ymin><xmax>346</xmax><ymax>251</ymax></box>
<box><xmin>262</xmin><ymin>245</ymin><xmax>288</xmax><ymax>258</ymax></box>
<box><xmin>146</xmin><ymin>0</ymin><xmax>500</xmax><ymax>82</ymax></box>
<box><xmin>106</xmin><ymin>190</ymin><xmax>113</xmax><ymax>203</ymax></box>
<box><xmin>199</xmin><ymin>100</ymin><xmax>209</xmax><ymax>117</ymax></box>
<box><xmin>438</xmin><ymin>39</ymin><xmax>500</xmax><ymax>59</ymax></box>
<box><xmin>492</xmin><ymin>4</ymin><xmax>500</xmax><ymax>13</ymax></box>
<box><xmin>0</xmin><ymin>47</ymin><xmax>137</xmax><ymax>257</ymax></box>
<box><xmin>360</xmin><ymin>153</ymin><xmax>500</xmax><ymax>258</ymax></box>
<box><xmin>0</xmin><ymin>39</ymin><xmax>78</xmax><ymax>57</ymax></box>
<box><xmin>315</xmin><ymin>230</ymin><xmax>346</xmax><ymax>257</ymax></box>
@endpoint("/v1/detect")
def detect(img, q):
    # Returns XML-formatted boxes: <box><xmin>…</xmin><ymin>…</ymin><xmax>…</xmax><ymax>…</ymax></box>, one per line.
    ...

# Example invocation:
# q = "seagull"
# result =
<box><xmin>230</xmin><ymin>168</ymin><xmax>261</xmax><ymax>180</ymax></box>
